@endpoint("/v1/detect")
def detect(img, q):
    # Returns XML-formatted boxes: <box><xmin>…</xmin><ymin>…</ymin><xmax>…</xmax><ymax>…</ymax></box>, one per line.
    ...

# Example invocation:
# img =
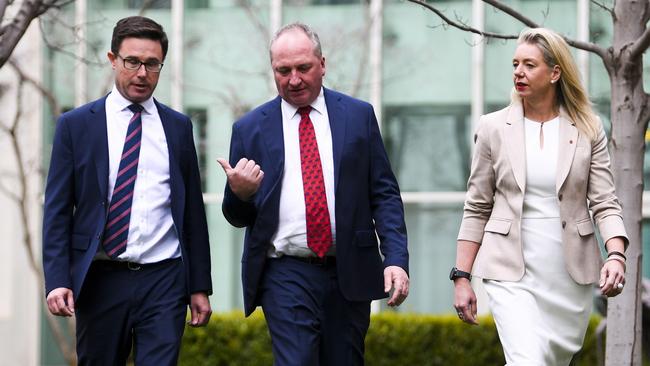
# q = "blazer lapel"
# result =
<box><xmin>556</xmin><ymin>110</ymin><xmax>578</xmax><ymax>193</ymax></box>
<box><xmin>504</xmin><ymin>103</ymin><xmax>526</xmax><ymax>193</ymax></box>
<box><xmin>90</xmin><ymin>96</ymin><xmax>109</xmax><ymax>201</ymax></box>
<box><xmin>261</xmin><ymin>97</ymin><xmax>285</xmax><ymax>189</ymax></box>
<box><xmin>323</xmin><ymin>88</ymin><xmax>345</xmax><ymax>190</ymax></box>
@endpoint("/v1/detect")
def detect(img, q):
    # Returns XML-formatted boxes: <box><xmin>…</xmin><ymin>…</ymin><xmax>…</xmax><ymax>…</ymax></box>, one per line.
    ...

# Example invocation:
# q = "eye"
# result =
<box><xmin>276</xmin><ymin>67</ymin><xmax>290</xmax><ymax>76</ymax></box>
<box><xmin>297</xmin><ymin>64</ymin><xmax>311</xmax><ymax>73</ymax></box>
<box><xmin>124</xmin><ymin>58</ymin><xmax>141</xmax><ymax>68</ymax></box>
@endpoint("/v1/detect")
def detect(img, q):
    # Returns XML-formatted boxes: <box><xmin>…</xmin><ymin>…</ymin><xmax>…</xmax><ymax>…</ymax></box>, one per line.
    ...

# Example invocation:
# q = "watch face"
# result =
<box><xmin>449</xmin><ymin>267</ymin><xmax>457</xmax><ymax>280</ymax></box>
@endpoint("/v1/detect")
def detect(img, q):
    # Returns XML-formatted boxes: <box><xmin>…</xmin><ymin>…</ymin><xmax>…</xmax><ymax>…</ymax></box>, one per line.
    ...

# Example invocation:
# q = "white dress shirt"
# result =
<box><xmin>269</xmin><ymin>88</ymin><xmax>337</xmax><ymax>257</ymax></box>
<box><xmin>99</xmin><ymin>86</ymin><xmax>181</xmax><ymax>263</ymax></box>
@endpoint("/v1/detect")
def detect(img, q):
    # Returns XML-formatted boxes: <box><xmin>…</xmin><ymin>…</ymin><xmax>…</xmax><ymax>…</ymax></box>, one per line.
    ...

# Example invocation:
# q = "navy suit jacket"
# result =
<box><xmin>222</xmin><ymin>88</ymin><xmax>408</xmax><ymax>316</ymax></box>
<box><xmin>43</xmin><ymin>95</ymin><xmax>212</xmax><ymax>301</ymax></box>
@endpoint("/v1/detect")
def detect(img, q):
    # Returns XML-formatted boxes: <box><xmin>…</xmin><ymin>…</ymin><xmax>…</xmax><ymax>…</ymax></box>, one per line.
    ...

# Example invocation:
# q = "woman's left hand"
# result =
<box><xmin>599</xmin><ymin>259</ymin><xmax>625</xmax><ymax>297</ymax></box>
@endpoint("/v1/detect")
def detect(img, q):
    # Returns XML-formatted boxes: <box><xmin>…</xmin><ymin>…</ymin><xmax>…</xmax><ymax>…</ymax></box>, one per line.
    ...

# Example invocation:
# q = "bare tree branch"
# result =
<box><xmin>0</xmin><ymin>0</ymin><xmax>72</xmax><ymax>68</ymax></box>
<box><xmin>0</xmin><ymin>1</ymin><xmax>10</xmax><ymax>27</ymax></box>
<box><xmin>8</xmin><ymin>58</ymin><xmax>62</xmax><ymax>118</ymax></box>
<box><xmin>407</xmin><ymin>0</ymin><xmax>610</xmax><ymax>62</ymax></box>
<box><xmin>590</xmin><ymin>0</ymin><xmax>615</xmax><ymax>17</ymax></box>
<box><xmin>628</xmin><ymin>26</ymin><xmax>650</xmax><ymax>60</ymax></box>
<box><xmin>406</xmin><ymin>0</ymin><xmax>518</xmax><ymax>40</ymax></box>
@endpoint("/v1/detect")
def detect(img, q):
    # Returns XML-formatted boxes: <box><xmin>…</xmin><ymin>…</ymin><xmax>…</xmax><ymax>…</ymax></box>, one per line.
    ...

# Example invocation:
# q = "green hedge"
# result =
<box><xmin>179</xmin><ymin>311</ymin><xmax>603</xmax><ymax>366</ymax></box>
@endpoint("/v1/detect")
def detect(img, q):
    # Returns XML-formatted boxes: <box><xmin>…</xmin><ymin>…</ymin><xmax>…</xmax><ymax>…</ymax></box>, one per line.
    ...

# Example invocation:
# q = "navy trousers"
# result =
<box><xmin>260</xmin><ymin>256</ymin><xmax>371</xmax><ymax>366</ymax></box>
<box><xmin>75</xmin><ymin>258</ymin><xmax>187</xmax><ymax>366</ymax></box>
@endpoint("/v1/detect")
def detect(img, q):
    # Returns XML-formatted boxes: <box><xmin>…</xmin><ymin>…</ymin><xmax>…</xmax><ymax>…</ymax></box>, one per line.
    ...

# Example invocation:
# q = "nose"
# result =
<box><xmin>289</xmin><ymin>71</ymin><xmax>301</xmax><ymax>86</ymax></box>
<box><xmin>136</xmin><ymin>64</ymin><xmax>148</xmax><ymax>77</ymax></box>
<box><xmin>513</xmin><ymin>65</ymin><xmax>524</xmax><ymax>77</ymax></box>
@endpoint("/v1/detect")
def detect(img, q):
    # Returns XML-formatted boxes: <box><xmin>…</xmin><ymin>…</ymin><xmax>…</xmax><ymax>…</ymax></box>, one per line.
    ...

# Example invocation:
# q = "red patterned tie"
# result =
<box><xmin>298</xmin><ymin>106</ymin><xmax>332</xmax><ymax>258</ymax></box>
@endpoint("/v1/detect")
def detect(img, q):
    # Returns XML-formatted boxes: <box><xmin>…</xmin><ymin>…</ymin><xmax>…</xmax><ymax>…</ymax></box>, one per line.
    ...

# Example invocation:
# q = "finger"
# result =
<box><xmin>384</xmin><ymin>271</ymin><xmax>393</xmax><ymax>293</ymax></box>
<box><xmin>216</xmin><ymin>158</ymin><xmax>232</xmax><ymax>172</ymax></box>
<box><xmin>254</xmin><ymin>170</ymin><xmax>265</xmax><ymax>185</ymax></box>
<box><xmin>244</xmin><ymin>159</ymin><xmax>257</xmax><ymax>172</ymax></box>
<box><xmin>47</xmin><ymin>297</ymin><xmax>59</xmax><ymax>315</ymax></box>
<box><xmin>599</xmin><ymin>266</ymin><xmax>608</xmax><ymax>288</ymax></box>
<box><xmin>189</xmin><ymin>306</ymin><xmax>199</xmax><ymax>326</ymax></box>
<box><xmin>56</xmin><ymin>296</ymin><xmax>71</xmax><ymax>317</ymax></box>
<box><xmin>234</xmin><ymin>158</ymin><xmax>249</xmax><ymax>170</ymax></box>
<box><xmin>387</xmin><ymin>289</ymin><xmax>400</xmax><ymax>307</ymax></box>
<box><xmin>66</xmin><ymin>291</ymin><xmax>75</xmax><ymax>314</ymax></box>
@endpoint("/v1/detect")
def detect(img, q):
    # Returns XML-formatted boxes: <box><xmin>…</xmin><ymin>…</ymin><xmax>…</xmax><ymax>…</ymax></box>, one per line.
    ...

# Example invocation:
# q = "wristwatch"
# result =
<box><xmin>449</xmin><ymin>267</ymin><xmax>472</xmax><ymax>281</ymax></box>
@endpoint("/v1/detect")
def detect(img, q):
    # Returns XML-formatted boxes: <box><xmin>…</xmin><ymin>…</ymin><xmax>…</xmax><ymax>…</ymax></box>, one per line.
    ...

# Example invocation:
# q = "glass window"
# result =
<box><xmin>383</xmin><ymin>105</ymin><xmax>472</xmax><ymax>192</ymax></box>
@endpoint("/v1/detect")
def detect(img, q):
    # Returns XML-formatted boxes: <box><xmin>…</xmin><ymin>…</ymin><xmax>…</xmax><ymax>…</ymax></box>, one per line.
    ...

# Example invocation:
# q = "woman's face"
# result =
<box><xmin>512</xmin><ymin>42</ymin><xmax>559</xmax><ymax>101</ymax></box>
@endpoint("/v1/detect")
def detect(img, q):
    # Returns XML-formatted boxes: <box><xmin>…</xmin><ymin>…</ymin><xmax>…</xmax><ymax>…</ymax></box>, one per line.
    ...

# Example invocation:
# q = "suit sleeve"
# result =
<box><xmin>367</xmin><ymin>106</ymin><xmax>409</xmax><ymax>273</ymax></box>
<box><xmin>183</xmin><ymin>119</ymin><xmax>213</xmax><ymax>295</ymax></box>
<box><xmin>42</xmin><ymin>115</ymin><xmax>75</xmax><ymax>295</ymax></box>
<box><xmin>457</xmin><ymin>116</ymin><xmax>495</xmax><ymax>243</ymax></box>
<box><xmin>221</xmin><ymin>123</ymin><xmax>257</xmax><ymax>228</ymax></box>
<box><xmin>587</xmin><ymin>122</ymin><xmax>629</xmax><ymax>248</ymax></box>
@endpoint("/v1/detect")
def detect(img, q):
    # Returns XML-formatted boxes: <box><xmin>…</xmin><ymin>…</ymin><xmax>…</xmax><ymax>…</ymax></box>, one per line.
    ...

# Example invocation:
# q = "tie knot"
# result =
<box><xmin>297</xmin><ymin>106</ymin><xmax>312</xmax><ymax>118</ymax></box>
<box><xmin>128</xmin><ymin>104</ymin><xmax>144</xmax><ymax>114</ymax></box>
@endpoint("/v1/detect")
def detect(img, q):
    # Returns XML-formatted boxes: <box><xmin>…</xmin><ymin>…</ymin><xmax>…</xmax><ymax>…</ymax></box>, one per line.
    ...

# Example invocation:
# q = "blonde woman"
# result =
<box><xmin>450</xmin><ymin>28</ymin><xmax>628</xmax><ymax>365</ymax></box>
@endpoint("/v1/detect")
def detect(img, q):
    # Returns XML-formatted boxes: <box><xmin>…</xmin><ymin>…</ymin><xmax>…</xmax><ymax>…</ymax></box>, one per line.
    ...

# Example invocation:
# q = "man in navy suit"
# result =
<box><xmin>43</xmin><ymin>16</ymin><xmax>212</xmax><ymax>365</ymax></box>
<box><xmin>217</xmin><ymin>23</ymin><xmax>409</xmax><ymax>365</ymax></box>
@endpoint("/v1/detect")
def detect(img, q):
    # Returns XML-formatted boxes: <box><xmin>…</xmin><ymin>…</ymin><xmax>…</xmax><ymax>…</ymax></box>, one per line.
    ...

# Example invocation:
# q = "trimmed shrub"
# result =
<box><xmin>179</xmin><ymin>311</ymin><xmax>603</xmax><ymax>365</ymax></box>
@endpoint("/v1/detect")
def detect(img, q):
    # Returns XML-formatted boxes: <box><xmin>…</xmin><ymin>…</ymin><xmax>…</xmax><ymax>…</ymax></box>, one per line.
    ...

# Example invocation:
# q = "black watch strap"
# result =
<box><xmin>449</xmin><ymin>267</ymin><xmax>472</xmax><ymax>281</ymax></box>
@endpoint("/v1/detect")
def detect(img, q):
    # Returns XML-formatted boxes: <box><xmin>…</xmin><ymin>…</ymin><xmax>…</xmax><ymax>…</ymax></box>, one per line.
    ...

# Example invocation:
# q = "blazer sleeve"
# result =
<box><xmin>457</xmin><ymin>116</ymin><xmax>495</xmax><ymax>243</ymax></box>
<box><xmin>221</xmin><ymin>123</ymin><xmax>257</xmax><ymax>228</ymax></box>
<box><xmin>587</xmin><ymin>122</ymin><xmax>629</xmax><ymax>248</ymax></box>
<box><xmin>183</xmin><ymin>119</ymin><xmax>213</xmax><ymax>295</ymax></box>
<box><xmin>367</xmin><ymin>106</ymin><xmax>409</xmax><ymax>273</ymax></box>
<box><xmin>42</xmin><ymin>114</ymin><xmax>75</xmax><ymax>295</ymax></box>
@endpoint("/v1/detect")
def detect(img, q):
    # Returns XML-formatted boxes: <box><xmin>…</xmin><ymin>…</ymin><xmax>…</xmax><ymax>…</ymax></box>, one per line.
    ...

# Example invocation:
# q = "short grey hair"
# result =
<box><xmin>269</xmin><ymin>22</ymin><xmax>322</xmax><ymax>61</ymax></box>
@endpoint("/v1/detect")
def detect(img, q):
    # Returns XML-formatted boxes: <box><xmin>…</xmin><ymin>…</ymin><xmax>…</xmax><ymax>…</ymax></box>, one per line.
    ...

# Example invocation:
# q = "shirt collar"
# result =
<box><xmin>107</xmin><ymin>85</ymin><xmax>156</xmax><ymax>115</ymax></box>
<box><xmin>281</xmin><ymin>87</ymin><xmax>325</xmax><ymax>120</ymax></box>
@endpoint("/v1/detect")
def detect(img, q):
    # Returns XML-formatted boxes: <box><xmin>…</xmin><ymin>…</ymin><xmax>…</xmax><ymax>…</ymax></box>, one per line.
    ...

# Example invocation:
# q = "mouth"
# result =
<box><xmin>515</xmin><ymin>82</ymin><xmax>527</xmax><ymax>90</ymax></box>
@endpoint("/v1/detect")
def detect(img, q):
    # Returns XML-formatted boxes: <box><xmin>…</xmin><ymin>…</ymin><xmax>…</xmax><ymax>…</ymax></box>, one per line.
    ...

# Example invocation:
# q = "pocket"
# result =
<box><xmin>72</xmin><ymin>234</ymin><xmax>90</xmax><ymax>250</ymax></box>
<box><xmin>576</xmin><ymin>218</ymin><xmax>594</xmax><ymax>236</ymax></box>
<box><xmin>355</xmin><ymin>230</ymin><xmax>378</xmax><ymax>247</ymax></box>
<box><xmin>484</xmin><ymin>218</ymin><xmax>512</xmax><ymax>235</ymax></box>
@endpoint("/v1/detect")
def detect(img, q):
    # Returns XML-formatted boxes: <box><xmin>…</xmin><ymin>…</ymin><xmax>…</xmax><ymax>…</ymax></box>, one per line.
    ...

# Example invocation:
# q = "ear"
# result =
<box><xmin>551</xmin><ymin>64</ymin><xmax>561</xmax><ymax>83</ymax></box>
<box><xmin>107</xmin><ymin>52</ymin><xmax>117</xmax><ymax>69</ymax></box>
<box><xmin>321</xmin><ymin>56</ymin><xmax>326</xmax><ymax>77</ymax></box>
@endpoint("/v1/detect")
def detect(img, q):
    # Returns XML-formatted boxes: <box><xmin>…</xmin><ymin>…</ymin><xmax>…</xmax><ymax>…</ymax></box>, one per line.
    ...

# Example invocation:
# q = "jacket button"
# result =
<box><xmin>558</xmin><ymin>194</ymin><xmax>563</xmax><ymax>201</ymax></box>
<box><xmin>561</xmin><ymin>221</ymin><xmax>566</xmax><ymax>229</ymax></box>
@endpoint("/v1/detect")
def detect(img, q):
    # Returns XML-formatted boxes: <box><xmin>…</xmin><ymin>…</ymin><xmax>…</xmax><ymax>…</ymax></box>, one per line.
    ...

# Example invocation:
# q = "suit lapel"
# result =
<box><xmin>324</xmin><ymin>88</ymin><xmax>345</xmax><ymax>190</ymax></box>
<box><xmin>261</xmin><ymin>97</ymin><xmax>285</xmax><ymax>187</ymax></box>
<box><xmin>90</xmin><ymin>96</ymin><xmax>109</xmax><ymax>200</ymax></box>
<box><xmin>556</xmin><ymin>110</ymin><xmax>578</xmax><ymax>193</ymax></box>
<box><xmin>505</xmin><ymin>103</ymin><xmax>526</xmax><ymax>193</ymax></box>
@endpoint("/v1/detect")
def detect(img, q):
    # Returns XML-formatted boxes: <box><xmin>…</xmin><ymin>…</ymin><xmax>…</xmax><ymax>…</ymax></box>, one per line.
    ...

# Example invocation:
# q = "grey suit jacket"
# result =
<box><xmin>457</xmin><ymin>101</ymin><xmax>628</xmax><ymax>285</ymax></box>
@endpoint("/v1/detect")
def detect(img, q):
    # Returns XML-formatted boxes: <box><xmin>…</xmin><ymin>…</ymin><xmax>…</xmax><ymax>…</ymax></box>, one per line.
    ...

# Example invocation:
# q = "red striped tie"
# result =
<box><xmin>102</xmin><ymin>104</ymin><xmax>143</xmax><ymax>258</ymax></box>
<box><xmin>298</xmin><ymin>106</ymin><xmax>332</xmax><ymax>258</ymax></box>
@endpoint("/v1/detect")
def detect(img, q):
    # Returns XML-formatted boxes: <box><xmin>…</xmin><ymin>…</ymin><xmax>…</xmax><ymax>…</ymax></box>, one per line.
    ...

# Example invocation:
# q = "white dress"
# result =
<box><xmin>483</xmin><ymin>117</ymin><xmax>593</xmax><ymax>366</ymax></box>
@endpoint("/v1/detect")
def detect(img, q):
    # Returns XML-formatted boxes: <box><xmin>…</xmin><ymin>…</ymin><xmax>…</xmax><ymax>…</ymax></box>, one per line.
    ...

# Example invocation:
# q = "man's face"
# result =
<box><xmin>108</xmin><ymin>37</ymin><xmax>164</xmax><ymax>103</ymax></box>
<box><xmin>270</xmin><ymin>29</ymin><xmax>325</xmax><ymax>108</ymax></box>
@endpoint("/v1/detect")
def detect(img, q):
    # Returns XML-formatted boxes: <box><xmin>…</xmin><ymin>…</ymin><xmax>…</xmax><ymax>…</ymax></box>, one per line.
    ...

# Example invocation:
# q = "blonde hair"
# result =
<box><xmin>511</xmin><ymin>28</ymin><xmax>599</xmax><ymax>140</ymax></box>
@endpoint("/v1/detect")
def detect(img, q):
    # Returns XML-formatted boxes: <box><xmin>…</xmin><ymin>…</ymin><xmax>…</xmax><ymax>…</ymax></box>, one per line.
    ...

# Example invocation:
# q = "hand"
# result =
<box><xmin>600</xmin><ymin>258</ymin><xmax>625</xmax><ymax>297</ymax></box>
<box><xmin>188</xmin><ymin>292</ymin><xmax>212</xmax><ymax>327</ymax></box>
<box><xmin>46</xmin><ymin>287</ymin><xmax>75</xmax><ymax>317</ymax></box>
<box><xmin>453</xmin><ymin>279</ymin><xmax>478</xmax><ymax>325</ymax></box>
<box><xmin>217</xmin><ymin>158</ymin><xmax>264</xmax><ymax>202</ymax></box>
<box><xmin>384</xmin><ymin>266</ymin><xmax>409</xmax><ymax>307</ymax></box>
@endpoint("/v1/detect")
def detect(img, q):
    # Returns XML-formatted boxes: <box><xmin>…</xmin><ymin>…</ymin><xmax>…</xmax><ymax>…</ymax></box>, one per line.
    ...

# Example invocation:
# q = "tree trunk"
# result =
<box><xmin>605</xmin><ymin>1</ymin><xmax>649</xmax><ymax>364</ymax></box>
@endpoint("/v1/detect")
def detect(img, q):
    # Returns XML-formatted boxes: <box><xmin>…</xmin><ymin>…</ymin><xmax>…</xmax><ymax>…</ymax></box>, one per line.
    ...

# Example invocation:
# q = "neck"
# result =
<box><xmin>522</xmin><ymin>96</ymin><xmax>559</xmax><ymax>123</ymax></box>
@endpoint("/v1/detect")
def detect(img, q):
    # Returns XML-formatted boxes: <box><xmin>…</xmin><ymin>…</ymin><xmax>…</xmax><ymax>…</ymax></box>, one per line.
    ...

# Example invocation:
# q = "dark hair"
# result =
<box><xmin>111</xmin><ymin>16</ymin><xmax>168</xmax><ymax>59</ymax></box>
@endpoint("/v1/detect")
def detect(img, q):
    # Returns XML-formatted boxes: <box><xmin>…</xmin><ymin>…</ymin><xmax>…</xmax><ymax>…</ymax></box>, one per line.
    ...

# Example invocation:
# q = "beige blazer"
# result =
<box><xmin>457</xmin><ymin>102</ymin><xmax>628</xmax><ymax>285</ymax></box>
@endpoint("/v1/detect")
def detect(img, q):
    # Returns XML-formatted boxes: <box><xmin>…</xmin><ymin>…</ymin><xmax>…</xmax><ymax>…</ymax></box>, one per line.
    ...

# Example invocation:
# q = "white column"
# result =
<box><xmin>576</xmin><ymin>0</ymin><xmax>590</xmax><ymax>89</ymax></box>
<box><xmin>75</xmin><ymin>0</ymin><xmax>87</xmax><ymax>106</ymax></box>
<box><xmin>171</xmin><ymin>0</ymin><xmax>184</xmax><ymax>111</ymax></box>
<box><xmin>369</xmin><ymin>0</ymin><xmax>383</xmax><ymax>129</ymax></box>
<box><xmin>470</xmin><ymin>0</ymin><xmax>484</xmax><ymax>138</ymax></box>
